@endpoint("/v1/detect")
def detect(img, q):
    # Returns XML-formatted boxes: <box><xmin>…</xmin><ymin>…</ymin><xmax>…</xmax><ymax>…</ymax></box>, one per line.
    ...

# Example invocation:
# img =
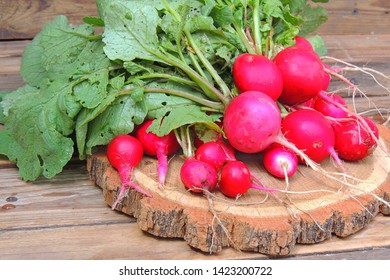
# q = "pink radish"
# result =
<box><xmin>106</xmin><ymin>134</ymin><xmax>152</xmax><ymax>209</ymax></box>
<box><xmin>219</xmin><ymin>160</ymin><xmax>276</xmax><ymax>198</ymax></box>
<box><xmin>195</xmin><ymin>138</ymin><xmax>235</xmax><ymax>170</ymax></box>
<box><xmin>232</xmin><ymin>53</ymin><xmax>283</xmax><ymax>100</ymax></box>
<box><xmin>333</xmin><ymin>116</ymin><xmax>379</xmax><ymax>161</ymax></box>
<box><xmin>281</xmin><ymin>109</ymin><xmax>344</xmax><ymax>169</ymax></box>
<box><xmin>314</xmin><ymin>92</ymin><xmax>349</xmax><ymax>119</ymax></box>
<box><xmin>136</xmin><ymin>120</ymin><xmax>180</xmax><ymax>186</ymax></box>
<box><xmin>273</xmin><ymin>46</ymin><xmax>325</xmax><ymax>105</ymax></box>
<box><xmin>180</xmin><ymin>157</ymin><xmax>218</xmax><ymax>193</ymax></box>
<box><xmin>223</xmin><ymin>91</ymin><xmax>282</xmax><ymax>154</ymax></box>
<box><xmin>262</xmin><ymin>143</ymin><xmax>298</xmax><ymax>179</ymax></box>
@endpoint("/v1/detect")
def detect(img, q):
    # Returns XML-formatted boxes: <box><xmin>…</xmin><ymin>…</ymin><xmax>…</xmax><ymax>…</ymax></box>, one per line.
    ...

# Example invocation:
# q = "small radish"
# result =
<box><xmin>180</xmin><ymin>157</ymin><xmax>218</xmax><ymax>193</ymax></box>
<box><xmin>314</xmin><ymin>92</ymin><xmax>349</xmax><ymax>119</ymax></box>
<box><xmin>273</xmin><ymin>46</ymin><xmax>325</xmax><ymax>105</ymax></box>
<box><xmin>281</xmin><ymin>108</ymin><xmax>344</xmax><ymax>169</ymax></box>
<box><xmin>219</xmin><ymin>160</ymin><xmax>276</xmax><ymax>198</ymax></box>
<box><xmin>333</xmin><ymin>116</ymin><xmax>379</xmax><ymax>161</ymax></box>
<box><xmin>195</xmin><ymin>139</ymin><xmax>234</xmax><ymax>170</ymax></box>
<box><xmin>136</xmin><ymin>120</ymin><xmax>180</xmax><ymax>187</ymax></box>
<box><xmin>232</xmin><ymin>53</ymin><xmax>283</xmax><ymax>100</ymax></box>
<box><xmin>106</xmin><ymin>134</ymin><xmax>152</xmax><ymax>209</ymax></box>
<box><xmin>219</xmin><ymin>161</ymin><xmax>251</xmax><ymax>197</ymax></box>
<box><xmin>262</xmin><ymin>143</ymin><xmax>298</xmax><ymax>179</ymax></box>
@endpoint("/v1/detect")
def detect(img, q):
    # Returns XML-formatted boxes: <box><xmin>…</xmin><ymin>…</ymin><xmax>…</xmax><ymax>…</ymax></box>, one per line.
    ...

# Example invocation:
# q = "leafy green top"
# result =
<box><xmin>0</xmin><ymin>0</ymin><xmax>328</xmax><ymax>181</ymax></box>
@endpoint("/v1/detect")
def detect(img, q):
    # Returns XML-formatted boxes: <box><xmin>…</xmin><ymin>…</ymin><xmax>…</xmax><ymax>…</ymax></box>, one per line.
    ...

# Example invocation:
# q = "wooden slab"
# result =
<box><xmin>87</xmin><ymin>125</ymin><xmax>390</xmax><ymax>256</ymax></box>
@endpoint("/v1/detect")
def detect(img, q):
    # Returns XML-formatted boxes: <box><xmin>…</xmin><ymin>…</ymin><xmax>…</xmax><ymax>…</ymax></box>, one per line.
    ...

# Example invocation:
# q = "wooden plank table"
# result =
<box><xmin>0</xmin><ymin>0</ymin><xmax>390</xmax><ymax>260</ymax></box>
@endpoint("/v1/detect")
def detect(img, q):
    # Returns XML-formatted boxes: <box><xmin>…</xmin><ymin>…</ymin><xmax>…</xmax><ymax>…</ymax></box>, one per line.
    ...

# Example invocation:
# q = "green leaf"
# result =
<box><xmin>75</xmin><ymin>75</ymin><xmax>125</xmax><ymax>158</ymax></box>
<box><xmin>21</xmin><ymin>15</ymin><xmax>98</xmax><ymax>87</ymax></box>
<box><xmin>307</xmin><ymin>34</ymin><xmax>328</xmax><ymax>56</ymax></box>
<box><xmin>102</xmin><ymin>0</ymin><xmax>162</xmax><ymax>62</ymax></box>
<box><xmin>149</xmin><ymin>103</ymin><xmax>222</xmax><ymax>136</ymax></box>
<box><xmin>1</xmin><ymin>85</ymin><xmax>74</xmax><ymax>181</ymax></box>
<box><xmin>1</xmin><ymin>91</ymin><xmax>15</xmax><ymax>123</ymax></box>
<box><xmin>83</xmin><ymin>16</ymin><xmax>105</xmax><ymax>27</ymax></box>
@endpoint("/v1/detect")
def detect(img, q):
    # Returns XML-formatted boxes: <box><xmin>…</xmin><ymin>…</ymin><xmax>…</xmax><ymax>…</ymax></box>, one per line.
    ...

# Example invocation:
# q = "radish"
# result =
<box><xmin>292</xmin><ymin>36</ymin><xmax>331</xmax><ymax>90</ymax></box>
<box><xmin>223</xmin><ymin>91</ymin><xmax>282</xmax><ymax>154</ymax></box>
<box><xmin>219</xmin><ymin>161</ymin><xmax>251</xmax><ymax>197</ymax></box>
<box><xmin>195</xmin><ymin>141</ymin><xmax>227</xmax><ymax>170</ymax></box>
<box><xmin>136</xmin><ymin>119</ymin><xmax>180</xmax><ymax>187</ymax></box>
<box><xmin>262</xmin><ymin>143</ymin><xmax>298</xmax><ymax>179</ymax></box>
<box><xmin>281</xmin><ymin>108</ymin><xmax>344</xmax><ymax>169</ymax></box>
<box><xmin>273</xmin><ymin>46</ymin><xmax>325</xmax><ymax>105</ymax></box>
<box><xmin>232</xmin><ymin>53</ymin><xmax>283</xmax><ymax>100</ymax></box>
<box><xmin>106</xmin><ymin>134</ymin><xmax>152</xmax><ymax>209</ymax></box>
<box><xmin>195</xmin><ymin>138</ymin><xmax>236</xmax><ymax>170</ymax></box>
<box><xmin>219</xmin><ymin>160</ymin><xmax>276</xmax><ymax>198</ymax></box>
<box><xmin>333</xmin><ymin>116</ymin><xmax>379</xmax><ymax>161</ymax></box>
<box><xmin>314</xmin><ymin>92</ymin><xmax>349</xmax><ymax>120</ymax></box>
<box><xmin>180</xmin><ymin>157</ymin><xmax>218</xmax><ymax>193</ymax></box>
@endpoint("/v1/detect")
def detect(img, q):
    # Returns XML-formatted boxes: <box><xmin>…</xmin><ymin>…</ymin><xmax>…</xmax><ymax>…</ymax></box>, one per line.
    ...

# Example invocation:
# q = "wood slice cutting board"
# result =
<box><xmin>87</xmin><ymin>125</ymin><xmax>390</xmax><ymax>256</ymax></box>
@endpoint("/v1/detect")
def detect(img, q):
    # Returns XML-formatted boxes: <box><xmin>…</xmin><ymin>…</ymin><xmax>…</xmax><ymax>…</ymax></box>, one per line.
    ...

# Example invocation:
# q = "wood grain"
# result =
<box><xmin>1</xmin><ymin>159</ymin><xmax>390</xmax><ymax>260</ymax></box>
<box><xmin>0</xmin><ymin>0</ymin><xmax>98</xmax><ymax>39</ymax></box>
<box><xmin>86</xmin><ymin>126</ymin><xmax>390</xmax><ymax>256</ymax></box>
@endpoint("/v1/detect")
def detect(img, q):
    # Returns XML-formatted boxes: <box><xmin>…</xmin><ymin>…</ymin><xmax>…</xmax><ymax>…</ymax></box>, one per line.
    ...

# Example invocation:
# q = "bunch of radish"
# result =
<box><xmin>227</xmin><ymin>37</ymin><xmax>380</xmax><ymax>177</ymax></box>
<box><xmin>106</xmin><ymin>35</ymin><xmax>383</xmax><ymax>205</ymax></box>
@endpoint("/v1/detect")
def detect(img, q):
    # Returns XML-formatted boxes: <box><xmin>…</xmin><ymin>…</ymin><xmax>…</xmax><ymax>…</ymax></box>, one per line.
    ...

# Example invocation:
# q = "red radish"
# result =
<box><xmin>314</xmin><ymin>92</ymin><xmax>349</xmax><ymax>119</ymax></box>
<box><xmin>262</xmin><ymin>143</ymin><xmax>298</xmax><ymax>179</ymax></box>
<box><xmin>292</xmin><ymin>36</ymin><xmax>331</xmax><ymax>90</ymax></box>
<box><xmin>136</xmin><ymin>120</ymin><xmax>180</xmax><ymax>186</ymax></box>
<box><xmin>273</xmin><ymin>46</ymin><xmax>325</xmax><ymax>105</ymax></box>
<box><xmin>106</xmin><ymin>134</ymin><xmax>152</xmax><ymax>209</ymax></box>
<box><xmin>180</xmin><ymin>157</ymin><xmax>218</xmax><ymax>193</ymax></box>
<box><xmin>195</xmin><ymin>141</ymin><xmax>227</xmax><ymax>170</ymax></box>
<box><xmin>281</xmin><ymin>109</ymin><xmax>343</xmax><ymax>168</ymax></box>
<box><xmin>219</xmin><ymin>160</ymin><xmax>276</xmax><ymax>198</ymax></box>
<box><xmin>223</xmin><ymin>91</ymin><xmax>281</xmax><ymax>154</ymax></box>
<box><xmin>195</xmin><ymin>138</ymin><xmax>235</xmax><ymax>170</ymax></box>
<box><xmin>232</xmin><ymin>53</ymin><xmax>283</xmax><ymax>100</ymax></box>
<box><xmin>333</xmin><ymin>116</ymin><xmax>379</xmax><ymax>161</ymax></box>
<box><xmin>219</xmin><ymin>161</ymin><xmax>251</xmax><ymax>197</ymax></box>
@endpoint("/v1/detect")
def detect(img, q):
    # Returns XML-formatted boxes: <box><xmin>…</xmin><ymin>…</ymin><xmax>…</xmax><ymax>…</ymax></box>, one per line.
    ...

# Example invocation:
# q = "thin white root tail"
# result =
<box><xmin>321</xmin><ymin>55</ymin><xmax>390</xmax><ymax>94</ymax></box>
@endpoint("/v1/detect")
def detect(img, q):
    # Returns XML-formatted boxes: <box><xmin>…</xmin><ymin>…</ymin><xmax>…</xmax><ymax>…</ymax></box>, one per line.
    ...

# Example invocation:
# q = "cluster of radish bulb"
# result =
<box><xmin>106</xmin><ymin>36</ymin><xmax>381</xmax><ymax>207</ymax></box>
